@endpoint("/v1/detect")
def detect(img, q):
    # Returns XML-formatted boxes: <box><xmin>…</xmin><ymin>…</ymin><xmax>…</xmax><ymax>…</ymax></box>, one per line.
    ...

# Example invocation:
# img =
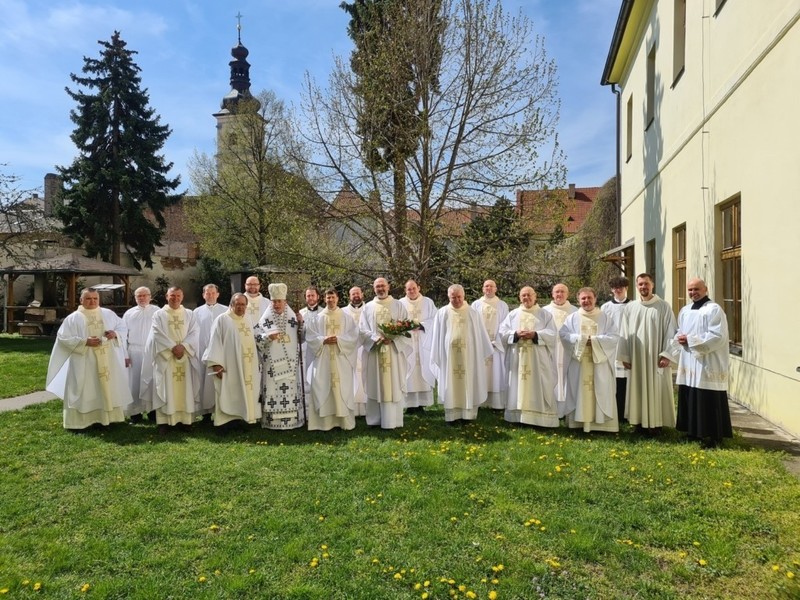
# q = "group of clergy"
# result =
<box><xmin>45</xmin><ymin>272</ymin><xmax>732</xmax><ymax>446</ymax></box>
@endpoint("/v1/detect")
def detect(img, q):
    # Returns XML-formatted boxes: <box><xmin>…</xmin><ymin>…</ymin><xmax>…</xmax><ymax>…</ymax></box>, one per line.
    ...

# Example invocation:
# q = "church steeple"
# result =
<box><xmin>216</xmin><ymin>14</ymin><xmax>259</xmax><ymax>114</ymax></box>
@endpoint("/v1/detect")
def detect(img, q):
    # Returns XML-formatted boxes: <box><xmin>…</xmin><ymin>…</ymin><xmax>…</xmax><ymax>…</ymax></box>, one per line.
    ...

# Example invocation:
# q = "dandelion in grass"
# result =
<box><xmin>209</xmin><ymin>524</ymin><xmax>220</xmax><ymax>532</ymax></box>
<box><xmin>80</xmin><ymin>583</ymin><xmax>91</xmax><ymax>593</ymax></box>
<box><xmin>318</xmin><ymin>515</ymin><xmax>325</xmax><ymax>521</ymax></box>
<box><xmin>33</xmin><ymin>583</ymin><xmax>41</xmax><ymax>591</ymax></box>
<box><xmin>693</xmin><ymin>541</ymin><xmax>701</xmax><ymax>547</ymax></box>
<box><xmin>467</xmin><ymin>592</ymin><xmax>477</xmax><ymax>599</ymax></box>
<box><xmin>773</xmin><ymin>565</ymin><xmax>781</xmax><ymax>572</ymax></box>
<box><xmin>198</xmin><ymin>576</ymin><xmax>207</xmax><ymax>583</ymax></box>
<box><xmin>491</xmin><ymin>578</ymin><xmax>499</xmax><ymax>584</ymax></box>
<box><xmin>249</xmin><ymin>569</ymin><xmax>255</xmax><ymax>574</ymax></box>
<box><xmin>788</xmin><ymin>572</ymin><xmax>796</xmax><ymax>579</ymax></box>
<box><xmin>698</xmin><ymin>559</ymin><xmax>708</xmax><ymax>566</ymax></box>
<box><xmin>489</xmin><ymin>591</ymin><xmax>498</xmax><ymax>599</ymax></box>
<box><xmin>214</xmin><ymin>570</ymin><xmax>221</xmax><ymax>576</ymax></box>
<box><xmin>421</xmin><ymin>593</ymin><xmax>429</xmax><ymax>599</ymax></box>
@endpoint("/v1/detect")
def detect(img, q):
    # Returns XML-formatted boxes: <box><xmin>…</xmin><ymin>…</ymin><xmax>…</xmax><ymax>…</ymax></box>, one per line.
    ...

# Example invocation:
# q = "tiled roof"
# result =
<box><xmin>516</xmin><ymin>186</ymin><xmax>600</xmax><ymax>234</ymax></box>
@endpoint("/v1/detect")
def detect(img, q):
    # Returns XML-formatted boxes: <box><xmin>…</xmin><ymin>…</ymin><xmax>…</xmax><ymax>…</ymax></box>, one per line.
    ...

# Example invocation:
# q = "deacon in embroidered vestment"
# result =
<box><xmin>674</xmin><ymin>278</ymin><xmax>733</xmax><ymax>446</ymax></box>
<box><xmin>147</xmin><ymin>287</ymin><xmax>200</xmax><ymax>431</ymax></box>
<box><xmin>431</xmin><ymin>284</ymin><xmax>493</xmax><ymax>422</ymax></box>
<box><xmin>194</xmin><ymin>284</ymin><xmax>227</xmax><ymax>420</ymax></box>
<box><xmin>500</xmin><ymin>286</ymin><xmax>559</xmax><ymax>427</ymax></box>
<box><xmin>204</xmin><ymin>293</ymin><xmax>262</xmax><ymax>427</ymax></box>
<box><xmin>306</xmin><ymin>288</ymin><xmax>359</xmax><ymax>431</ymax></box>
<box><xmin>244</xmin><ymin>275</ymin><xmax>272</xmax><ymax>331</ymax></box>
<box><xmin>399</xmin><ymin>279</ymin><xmax>437</xmax><ymax>412</ymax></box>
<box><xmin>618</xmin><ymin>273</ymin><xmax>678</xmax><ymax>433</ymax></box>
<box><xmin>471</xmin><ymin>279</ymin><xmax>509</xmax><ymax>409</ymax></box>
<box><xmin>255</xmin><ymin>283</ymin><xmax>305</xmax><ymax>430</ymax></box>
<box><xmin>122</xmin><ymin>286</ymin><xmax>158</xmax><ymax>421</ymax></box>
<box><xmin>47</xmin><ymin>289</ymin><xmax>133</xmax><ymax>430</ymax></box>
<box><xmin>600</xmin><ymin>276</ymin><xmax>631</xmax><ymax>423</ymax></box>
<box><xmin>342</xmin><ymin>286</ymin><xmax>368</xmax><ymax>416</ymax></box>
<box><xmin>560</xmin><ymin>287</ymin><xmax>620</xmax><ymax>433</ymax></box>
<box><xmin>359</xmin><ymin>277</ymin><xmax>412</xmax><ymax>429</ymax></box>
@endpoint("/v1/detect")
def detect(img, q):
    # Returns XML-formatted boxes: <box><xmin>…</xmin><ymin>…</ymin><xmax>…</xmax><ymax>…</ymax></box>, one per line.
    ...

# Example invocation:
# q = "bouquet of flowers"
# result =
<box><xmin>379</xmin><ymin>319</ymin><xmax>421</xmax><ymax>338</ymax></box>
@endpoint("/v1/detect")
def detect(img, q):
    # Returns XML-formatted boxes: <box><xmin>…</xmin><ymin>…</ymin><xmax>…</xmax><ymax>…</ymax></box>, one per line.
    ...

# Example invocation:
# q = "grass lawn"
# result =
<box><xmin>0</xmin><ymin>335</ymin><xmax>54</xmax><ymax>399</ymax></box>
<box><xmin>1</xmin><ymin>398</ymin><xmax>800</xmax><ymax>599</ymax></box>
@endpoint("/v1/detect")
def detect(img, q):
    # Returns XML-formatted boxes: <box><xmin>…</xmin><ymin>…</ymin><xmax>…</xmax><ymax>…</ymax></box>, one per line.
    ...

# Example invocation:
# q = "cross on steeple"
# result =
<box><xmin>236</xmin><ymin>11</ymin><xmax>243</xmax><ymax>43</ymax></box>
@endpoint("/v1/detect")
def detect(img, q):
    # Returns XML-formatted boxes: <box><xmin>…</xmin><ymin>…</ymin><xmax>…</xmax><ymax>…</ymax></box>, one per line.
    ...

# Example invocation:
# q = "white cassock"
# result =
<box><xmin>399</xmin><ymin>295</ymin><xmax>437</xmax><ymax>408</ymax></box>
<box><xmin>305</xmin><ymin>306</ymin><xmax>358</xmax><ymax>431</ymax></box>
<box><xmin>560</xmin><ymin>308</ymin><xmax>619</xmax><ymax>432</ymax></box>
<box><xmin>255</xmin><ymin>306</ymin><xmax>304</xmax><ymax>430</ymax></box>
<box><xmin>471</xmin><ymin>296</ymin><xmax>509</xmax><ymax>409</ymax></box>
<box><xmin>431</xmin><ymin>304</ymin><xmax>493</xmax><ymax>421</ymax></box>
<box><xmin>618</xmin><ymin>296</ymin><xmax>678</xmax><ymax>428</ymax></box>
<box><xmin>299</xmin><ymin>305</ymin><xmax>322</xmax><ymax>407</ymax></box>
<box><xmin>194</xmin><ymin>302</ymin><xmax>227</xmax><ymax>416</ymax></box>
<box><xmin>600</xmin><ymin>299</ymin><xmax>630</xmax><ymax>380</ymax></box>
<box><xmin>244</xmin><ymin>293</ymin><xmax>271</xmax><ymax>331</ymax></box>
<box><xmin>500</xmin><ymin>305</ymin><xmax>559</xmax><ymax>427</ymax></box>
<box><xmin>122</xmin><ymin>303</ymin><xmax>159</xmax><ymax>416</ymax></box>
<box><xmin>542</xmin><ymin>302</ymin><xmax>578</xmax><ymax>413</ymax></box>
<box><xmin>360</xmin><ymin>297</ymin><xmax>412</xmax><ymax>429</ymax></box>
<box><xmin>147</xmin><ymin>305</ymin><xmax>200</xmax><ymax>426</ymax></box>
<box><xmin>203</xmin><ymin>310</ymin><xmax>262</xmax><ymax>426</ymax></box>
<box><xmin>47</xmin><ymin>307</ymin><xmax>133</xmax><ymax>429</ymax></box>
<box><xmin>342</xmin><ymin>303</ymin><xmax>367</xmax><ymax>416</ymax></box>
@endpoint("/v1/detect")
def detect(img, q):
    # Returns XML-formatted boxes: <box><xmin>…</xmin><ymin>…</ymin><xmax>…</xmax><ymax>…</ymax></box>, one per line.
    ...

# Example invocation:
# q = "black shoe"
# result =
<box><xmin>129</xmin><ymin>413</ymin><xmax>144</xmax><ymax>424</ymax></box>
<box><xmin>202</xmin><ymin>413</ymin><xmax>213</xmax><ymax>423</ymax></box>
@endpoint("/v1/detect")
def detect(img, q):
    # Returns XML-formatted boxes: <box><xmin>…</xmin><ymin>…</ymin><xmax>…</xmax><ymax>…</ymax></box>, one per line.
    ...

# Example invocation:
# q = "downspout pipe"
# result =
<box><xmin>611</xmin><ymin>83</ymin><xmax>622</xmax><ymax>248</ymax></box>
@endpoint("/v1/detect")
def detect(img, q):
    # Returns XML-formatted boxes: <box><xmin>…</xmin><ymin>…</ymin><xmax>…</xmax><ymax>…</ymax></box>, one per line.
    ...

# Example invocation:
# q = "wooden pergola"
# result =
<box><xmin>0</xmin><ymin>252</ymin><xmax>140</xmax><ymax>332</ymax></box>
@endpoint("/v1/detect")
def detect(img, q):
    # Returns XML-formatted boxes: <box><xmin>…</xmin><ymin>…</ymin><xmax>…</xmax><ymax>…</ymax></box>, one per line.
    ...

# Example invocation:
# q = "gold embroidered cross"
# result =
<box><xmin>85</xmin><ymin>314</ymin><xmax>103</xmax><ymax>331</ymax></box>
<box><xmin>174</xmin><ymin>366</ymin><xmax>185</xmax><ymax>382</ymax></box>
<box><xmin>237</xmin><ymin>320</ymin><xmax>251</xmax><ymax>337</ymax></box>
<box><xmin>169</xmin><ymin>314</ymin><xmax>185</xmax><ymax>336</ymax></box>
<box><xmin>243</xmin><ymin>347</ymin><xmax>254</xmax><ymax>361</ymax></box>
<box><xmin>520</xmin><ymin>364</ymin><xmax>532</xmax><ymax>381</ymax></box>
<box><xmin>379</xmin><ymin>350</ymin><xmax>392</xmax><ymax>373</ymax></box>
<box><xmin>453</xmin><ymin>364</ymin><xmax>466</xmax><ymax>380</ymax></box>
<box><xmin>97</xmin><ymin>366</ymin><xmax>110</xmax><ymax>382</ymax></box>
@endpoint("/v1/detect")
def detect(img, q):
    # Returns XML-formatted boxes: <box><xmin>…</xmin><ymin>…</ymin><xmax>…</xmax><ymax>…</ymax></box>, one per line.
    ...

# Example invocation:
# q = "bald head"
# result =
<box><xmin>687</xmin><ymin>278</ymin><xmax>708</xmax><ymax>303</ymax></box>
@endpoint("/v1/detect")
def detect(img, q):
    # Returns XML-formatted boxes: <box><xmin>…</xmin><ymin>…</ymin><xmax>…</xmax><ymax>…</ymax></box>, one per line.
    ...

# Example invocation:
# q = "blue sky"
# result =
<box><xmin>0</xmin><ymin>0</ymin><xmax>621</xmax><ymax>195</ymax></box>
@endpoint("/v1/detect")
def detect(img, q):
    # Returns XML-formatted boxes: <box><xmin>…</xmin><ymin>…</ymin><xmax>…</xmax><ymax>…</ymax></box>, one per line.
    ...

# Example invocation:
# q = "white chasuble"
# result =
<box><xmin>399</xmin><ymin>295</ymin><xmax>437</xmax><ymax>407</ymax></box>
<box><xmin>150</xmin><ymin>306</ymin><xmax>199</xmax><ymax>425</ymax></box>
<box><xmin>559</xmin><ymin>309</ymin><xmax>619</xmax><ymax>433</ymax></box>
<box><xmin>431</xmin><ymin>304</ymin><xmax>493</xmax><ymax>421</ymax></box>
<box><xmin>47</xmin><ymin>307</ymin><xmax>131</xmax><ymax>429</ymax></box>
<box><xmin>204</xmin><ymin>311</ymin><xmax>262</xmax><ymax>426</ymax></box>
<box><xmin>342</xmin><ymin>304</ymin><xmax>367</xmax><ymax>414</ymax></box>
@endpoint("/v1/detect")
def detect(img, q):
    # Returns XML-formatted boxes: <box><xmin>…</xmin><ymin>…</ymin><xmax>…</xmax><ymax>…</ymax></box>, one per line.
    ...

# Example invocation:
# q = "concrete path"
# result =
<box><xmin>2</xmin><ymin>391</ymin><xmax>799</xmax><ymax>476</ymax></box>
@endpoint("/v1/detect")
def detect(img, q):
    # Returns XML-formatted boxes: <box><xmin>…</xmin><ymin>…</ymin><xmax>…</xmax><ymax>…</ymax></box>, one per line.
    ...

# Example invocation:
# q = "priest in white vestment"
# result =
<box><xmin>194</xmin><ymin>284</ymin><xmax>227</xmax><ymax>420</ymax></box>
<box><xmin>255</xmin><ymin>283</ymin><xmax>305</xmax><ymax>430</ymax></box>
<box><xmin>122</xmin><ymin>286</ymin><xmax>158</xmax><ymax>421</ymax></box>
<box><xmin>431</xmin><ymin>284</ymin><xmax>493</xmax><ymax>422</ymax></box>
<box><xmin>399</xmin><ymin>279</ymin><xmax>437</xmax><ymax>412</ymax></box>
<box><xmin>299</xmin><ymin>286</ymin><xmax>323</xmax><ymax>407</ymax></box>
<box><xmin>204</xmin><ymin>293</ymin><xmax>262</xmax><ymax>428</ymax></box>
<box><xmin>618</xmin><ymin>273</ymin><xmax>678</xmax><ymax>433</ymax></box>
<box><xmin>244</xmin><ymin>275</ymin><xmax>272</xmax><ymax>330</ymax></box>
<box><xmin>306</xmin><ymin>288</ymin><xmax>358</xmax><ymax>430</ymax></box>
<box><xmin>542</xmin><ymin>283</ymin><xmax>578</xmax><ymax>415</ymax></box>
<box><xmin>500</xmin><ymin>286</ymin><xmax>559</xmax><ymax>427</ymax></box>
<box><xmin>560</xmin><ymin>287</ymin><xmax>620</xmax><ymax>433</ymax></box>
<box><xmin>342</xmin><ymin>286</ymin><xmax>368</xmax><ymax>416</ymax></box>
<box><xmin>674</xmin><ymin>278</ymin><xmax>733</xmax><ymax>446</ymax></box>
<box><xmin>147</xmin><ymin>287</ymin><xmax>200</xmax><ymax>431</ymax></box>
<box><xmin>600</xmin><ymin>276</ymin><xmax>631</xmax><ymax>423</ymax></box>
<box><xmin>359</xmin><ymin>277</ymin><xmax>412</xmax><ymax>429</ymax></box>
<box><xmin>471</xmin><ymin>279</ymin><xmax>509</xmax><ymax>409</ymax></box>
<box><xmin>47</xmin><ymin>289</ymin><xmax>133</xmax><ymax>430</ymax></box>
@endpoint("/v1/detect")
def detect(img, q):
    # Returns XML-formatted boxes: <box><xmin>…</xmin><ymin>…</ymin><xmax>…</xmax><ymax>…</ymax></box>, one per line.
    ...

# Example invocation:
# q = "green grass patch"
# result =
<box><xmin>1</xmin><ymin>402</ymin><xmax>799</xmax><ymax>598</ymax></box>
<box><xmin>0</xmin><ymin>334</ymin><xmax>54</xmax><ymax>398</ymax></box>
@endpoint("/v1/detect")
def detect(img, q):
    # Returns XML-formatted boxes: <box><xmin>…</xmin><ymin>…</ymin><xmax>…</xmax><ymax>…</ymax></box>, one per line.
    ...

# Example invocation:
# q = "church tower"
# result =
<box><xmin>213</xmin><ymin>15</ymin><xmax>261</xmax><ymax>154</ymax></box>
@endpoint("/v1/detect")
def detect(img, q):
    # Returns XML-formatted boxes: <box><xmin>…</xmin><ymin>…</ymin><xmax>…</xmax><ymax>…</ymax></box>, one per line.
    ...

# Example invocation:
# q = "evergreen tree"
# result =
<box><xmin>57</xmin><ymin>31</ymin><xmax>180</xmax><ymax>269</ymax></box>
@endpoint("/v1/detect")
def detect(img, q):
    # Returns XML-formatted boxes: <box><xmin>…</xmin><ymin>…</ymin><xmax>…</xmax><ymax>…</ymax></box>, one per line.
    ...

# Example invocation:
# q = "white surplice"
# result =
<box><xmin>542</xmin><ymin>301</ymin><xmax>578</xmax><ymax>411</ymax></box>
<box><xmin>194</xmin><ymin>302</ymin><xmax>227</xmax><ymax>415</ymax></box>
<box><xmin>122</xmin><ymin>303</ymin><xmax>159</xmax><ymax>416</ymax></box>
<box><xmin>471</xmin><ymin>296</ymin><xmax>509</xmax><ymax>409</ymax></box>
<box><xmin>342</xmin><ymin>303</ymin><xmax>367</xmax><ymax>415</ymax></box>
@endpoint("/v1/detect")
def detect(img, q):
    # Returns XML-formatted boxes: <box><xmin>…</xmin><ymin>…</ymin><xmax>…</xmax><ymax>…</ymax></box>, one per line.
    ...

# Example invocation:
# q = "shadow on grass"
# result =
<box><xmin>17</xmin><ymin>398</ymin><xmax>773</xmax><ymax>456</ymax></box>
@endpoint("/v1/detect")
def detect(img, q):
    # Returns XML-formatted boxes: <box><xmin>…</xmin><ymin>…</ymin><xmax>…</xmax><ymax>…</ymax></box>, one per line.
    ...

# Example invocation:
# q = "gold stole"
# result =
<box><xmin>166</xmin><ymin>306</ymin><xmax>188</xmax><ymax>412</ymax></box>
<box><xmin>447</xmin><ymin>305</ymin><xmax>469</xmax><ymax>408</ymax></box>
<box><xmin>405</xmin><ymin>297</ymin><xmax>423</xmax><ymax>366</ymax></box>
<box><xmin>324</xmin><ymin>309</ymin><xmax>345</xmax><ymax>412</ymax></box>
<box><xmin>516</xmin><ymin>306</ymin><xmax>538</xmax><ymax>410</ymax></box>
<box><xmin>78</xmin><ymin>307</ymin><xmax>113</xmax><ymax>411</ymax></box>
<box><xmin>375</xmin><ymin>298</ymin><xmax>395</xmax><ymax>403</ymax></box>
<box><xmin>245</xmin><ymin>294</ymin><xmax>261</xmax><ymax>322</ymax></box>
<box><xmin>578</xmin><ymin>311</ymin><xmax>600</xmax><ymax>422</ymax></box>
<box><xmin>233</xmin><ymin>312</ymin><xmax>257</xmax><ymax>413</ymax></box>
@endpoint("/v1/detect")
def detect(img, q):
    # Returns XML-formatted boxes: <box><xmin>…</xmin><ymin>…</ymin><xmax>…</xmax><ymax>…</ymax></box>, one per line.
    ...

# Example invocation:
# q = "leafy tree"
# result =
<box><xmin>451</xmin><ymin>198</ymin><xmax>531</xmax><ymax>298</ymax></box>
<box><xmin>57</xmin><ymin>31</ymin><xmax>180</xmax><ymax>269</ymax></box>
<box><xmin>302</xmin><ymin>0</ymin><xmax>565</xmax><ymax>290</ymax></box>
<box><xmin>187</xmin><ymin>91</ymin><xmax>319</xmax><ymax>272</ymax></box>
<box><xmin>0</xmin><ymin>167</ymin><xmax>57</xmax><ymax>261</ymax></box>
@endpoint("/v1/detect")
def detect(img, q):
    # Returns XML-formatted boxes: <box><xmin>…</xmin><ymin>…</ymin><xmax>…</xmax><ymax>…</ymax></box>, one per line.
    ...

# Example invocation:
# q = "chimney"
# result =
<box><xmin>568</xmin><ymin>183</ymin><xmax>576</xmax><ymax>199</ymax></box>
<box><xmin>44</xmin><ymin>173</ymin><xmax>60</xmax><ymax>217</ymax></box>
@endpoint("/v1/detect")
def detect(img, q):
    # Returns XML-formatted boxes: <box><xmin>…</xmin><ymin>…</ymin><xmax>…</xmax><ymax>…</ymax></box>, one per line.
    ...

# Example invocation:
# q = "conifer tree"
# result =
<box><xmin>57</xmin><ymin>31</ymin><xmax>180</xmax><ymax>268</ymax></box>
